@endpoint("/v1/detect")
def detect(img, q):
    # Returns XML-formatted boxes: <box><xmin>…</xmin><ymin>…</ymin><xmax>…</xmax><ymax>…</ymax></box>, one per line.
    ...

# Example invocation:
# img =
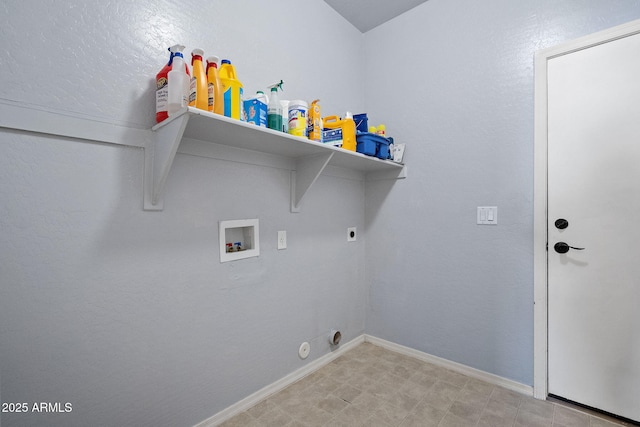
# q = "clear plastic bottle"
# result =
<box><xmin>167</xmin><ymin>46</ymin><xmax>190</xmax><ymax>116</ymax></box>
<box><xmin>156</xmin><ymin>45</ymin><xmax>191</xmax><ymax>122</ymax></box>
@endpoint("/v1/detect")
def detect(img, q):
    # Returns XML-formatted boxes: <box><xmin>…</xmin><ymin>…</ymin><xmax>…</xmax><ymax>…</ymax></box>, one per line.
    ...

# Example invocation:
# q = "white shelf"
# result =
<box><xmin>144</xmin><ymin>107</ymin><xmax>406</xmax><ymax>211</ymax></box>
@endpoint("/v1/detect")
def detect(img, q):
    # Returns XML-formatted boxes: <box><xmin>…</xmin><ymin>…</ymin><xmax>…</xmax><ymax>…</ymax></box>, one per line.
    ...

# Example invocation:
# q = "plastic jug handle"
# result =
<box><xmin>323</xmin><ymin>115</ymin><xmax>339</xmax><ymax>124</ymax></box>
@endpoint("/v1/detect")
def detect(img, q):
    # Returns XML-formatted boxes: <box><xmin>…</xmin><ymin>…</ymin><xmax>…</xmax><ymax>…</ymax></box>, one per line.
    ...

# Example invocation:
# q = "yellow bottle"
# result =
<box><xmin>189</xmin><ymin>49</ymin><xmax>208</xmax><ymax>111</ymax></box>
<box><xmin>309</xmin><ymin>99</ymin><xmax>322</xmax><ymax>142</ymax></box>
<box><xmin>206</xmin><ymin>56</ymin><xmax>224</xmax><ymax>114</ymax></box>
<box><xmin>343</xmin><ymin>113</ymin><xmax>356</xmax><ymax>151</ymax></box>
<box><xmin>219</xmin><ymin>59</ymin><xmax>244</xmax><ymax>120</ymax></box>
<box><xmin>323</xmin><ymin>114</ymin><xmax>356</xmax><ymax>151</ymax></box>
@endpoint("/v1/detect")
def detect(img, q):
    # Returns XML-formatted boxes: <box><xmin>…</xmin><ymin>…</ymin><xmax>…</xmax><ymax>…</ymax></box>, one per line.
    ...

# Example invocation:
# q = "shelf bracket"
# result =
<box><xmin>143</xmin><ymin>113</ymin><xmax>190</xmax><ymax>210</ymax></box>
<box><xmin>290</xmin><ymin>152</ymin><xmax>334</xmax><ymax>213</ymax></box>
<box><xmin>366</xmin><ymin>164</ymin><xmax>408</xmax><ymax>181</ymax></box>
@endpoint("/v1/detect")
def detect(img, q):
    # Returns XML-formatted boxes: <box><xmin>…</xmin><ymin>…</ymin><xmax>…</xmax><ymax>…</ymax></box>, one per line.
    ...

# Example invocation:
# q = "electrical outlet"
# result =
<box><xmin>278</xmin><ymin>230</ymin><xmax>287</xmax><ymax>250</ymax></box>
<box><xmin>347</xmin><ymin>227</ymin><xmax>357</xmax><ymax>242</ymax></box>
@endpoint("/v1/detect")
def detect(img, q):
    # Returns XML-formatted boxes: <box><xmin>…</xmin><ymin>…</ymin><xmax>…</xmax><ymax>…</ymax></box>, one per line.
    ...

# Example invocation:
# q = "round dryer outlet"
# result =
<box><xmin>298</xmin><ymin>342</ymin><xmax>310</xmax><ymax>359</ymax></box>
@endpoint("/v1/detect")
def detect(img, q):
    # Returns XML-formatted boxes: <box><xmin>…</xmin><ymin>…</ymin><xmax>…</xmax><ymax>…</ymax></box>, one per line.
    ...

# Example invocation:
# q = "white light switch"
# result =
<box><xmin>477</xmin><ymin>207</ymin><xmax>498</xmax><ymax>225</ymax></box>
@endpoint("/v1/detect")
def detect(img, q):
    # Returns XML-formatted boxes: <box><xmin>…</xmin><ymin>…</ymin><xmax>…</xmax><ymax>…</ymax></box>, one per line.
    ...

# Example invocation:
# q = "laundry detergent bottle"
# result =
<box><xmin>219</xmin><ymin>59</ymin><xmax>244</xmax><ymax>120</ymax></box>
<box><xmin>189</xmin><ymin>48</ymin><xmax>208</xmax><ymax>111</ymax></box>
<box><xmin>206</xmin><ymin>56</ymin><xmax>224</xmax><ymax>114</ymax></box>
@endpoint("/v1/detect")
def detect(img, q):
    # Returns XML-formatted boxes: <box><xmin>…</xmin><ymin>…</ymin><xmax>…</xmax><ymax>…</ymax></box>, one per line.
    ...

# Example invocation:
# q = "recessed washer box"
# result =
<box><xmin>219</xmin><ymin>219</ymin><xmax>260</xmax><ymax>263</ymax></box>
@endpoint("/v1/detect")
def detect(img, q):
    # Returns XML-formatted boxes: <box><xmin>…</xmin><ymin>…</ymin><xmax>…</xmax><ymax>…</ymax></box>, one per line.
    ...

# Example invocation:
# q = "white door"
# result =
<box><xmin>547</xmin><ymin>32</ymin><xmax>640</xmax><ymax>422</ymax></box>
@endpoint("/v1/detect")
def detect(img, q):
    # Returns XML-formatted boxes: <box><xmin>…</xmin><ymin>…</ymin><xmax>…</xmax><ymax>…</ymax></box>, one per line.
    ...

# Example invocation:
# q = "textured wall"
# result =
<box><xmin>363</xmin><ymin>0</ymin><xmax>640</xmax><ymax>386</ymax></box>
<box><xmin>0</xmin><ymin>1</ymin><xmax>365</xmax><ymax>426</ymax></box>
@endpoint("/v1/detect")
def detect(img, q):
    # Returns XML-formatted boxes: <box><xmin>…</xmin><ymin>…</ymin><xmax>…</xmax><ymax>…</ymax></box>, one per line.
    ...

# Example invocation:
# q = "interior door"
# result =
<box><xmin>547</xmin><ymin>32</ymin><xmax>640</xmax><ymax>422</ymax></box>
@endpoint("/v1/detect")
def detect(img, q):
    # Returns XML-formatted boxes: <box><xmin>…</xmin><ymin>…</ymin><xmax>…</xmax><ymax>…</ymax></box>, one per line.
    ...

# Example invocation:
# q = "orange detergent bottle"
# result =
<box><xmin>189</xmin><ymin>49</ymin><xmax>208</xmax><ymax>111</ymax></box>
<box><xmin>206</xmin><ymin>56</ymin><xmax>224</xmax><ymax>114</ymax></box>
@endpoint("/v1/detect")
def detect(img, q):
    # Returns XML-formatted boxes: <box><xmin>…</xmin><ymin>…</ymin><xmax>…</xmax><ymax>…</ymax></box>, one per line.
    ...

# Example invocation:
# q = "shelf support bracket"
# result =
<box><xmin>143</xmin><ymin>113</ymin><xmax>190</xmax><ymax>210</ymax></box>
<box><xmin>366</xmin><ymin>164</ymin><xmax>408</xmax><ymax>181</ymax></box>
<box><xmin>290</xmin><ymin>152</ymin><xmax>334</xmax><ymax>213</ymax></box>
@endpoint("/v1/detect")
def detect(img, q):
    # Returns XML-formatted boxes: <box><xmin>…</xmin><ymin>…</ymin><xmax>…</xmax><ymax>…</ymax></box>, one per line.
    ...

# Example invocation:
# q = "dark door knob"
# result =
<box><xmin>554</xmin><ymin>242</ymin><xmax>585</xmax><ymax>254</ymax></box>
<box><xmin>555</xmin><ymin>219</ymin><xmax>569</xmax><ymax>229</ymax></box>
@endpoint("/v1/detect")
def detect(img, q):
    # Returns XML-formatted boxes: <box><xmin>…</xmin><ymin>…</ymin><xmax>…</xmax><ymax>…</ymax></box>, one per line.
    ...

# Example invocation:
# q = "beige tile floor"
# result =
<box><xmin>220</xmin><ymin>342</ymin><xmax>632</xmax><ymax>427</ymax></box>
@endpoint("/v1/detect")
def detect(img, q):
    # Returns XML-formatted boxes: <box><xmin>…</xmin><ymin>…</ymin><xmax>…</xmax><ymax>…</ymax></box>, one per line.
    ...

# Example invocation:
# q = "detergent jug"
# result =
<box><xmin>219</xmin><ymin>60</ymin><xmax>244</xmax><ymax>120</ymax></box>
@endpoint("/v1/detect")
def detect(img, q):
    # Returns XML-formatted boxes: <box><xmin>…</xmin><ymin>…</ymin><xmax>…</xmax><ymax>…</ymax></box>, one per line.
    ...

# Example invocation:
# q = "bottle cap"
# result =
<box><xmin>221</xmin><ymin>59</ymin><xmax>231</xmax><ymax>64</ymax></box>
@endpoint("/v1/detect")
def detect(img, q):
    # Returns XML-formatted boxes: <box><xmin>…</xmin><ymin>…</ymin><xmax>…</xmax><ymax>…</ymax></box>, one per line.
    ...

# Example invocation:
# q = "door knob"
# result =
<box><xmin>554</xmin><ymin>242</ymin><xmax>585</xmax><ymax>254</ymax></box>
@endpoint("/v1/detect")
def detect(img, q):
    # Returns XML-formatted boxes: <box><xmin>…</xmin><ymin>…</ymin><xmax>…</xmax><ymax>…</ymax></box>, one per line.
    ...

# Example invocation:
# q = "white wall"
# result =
<box><xmin>0</xmin><ymin>1</ymin><xmax>366</xmax><ymax>426</ymax></box>
<box><xmin>363</xmin><ymin>0</ymin><xmax>640</xmax><ymax>386</ymax></box>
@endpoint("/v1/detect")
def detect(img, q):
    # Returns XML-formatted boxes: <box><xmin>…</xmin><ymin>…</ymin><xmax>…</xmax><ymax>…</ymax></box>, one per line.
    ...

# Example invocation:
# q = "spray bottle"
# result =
<box><xmin>156</xmin><ymin>45</ymin><xmax>191</xmax><ymax>123</ymax></box>
<box><xmin>167</xmin><ymin>45</ymin><xmax>190</xmax><ymax>117</ymax></box>
<box><xmin>267</xmin><ymin>80</ymin><xmax>284</xmax><ymax>131</ymax></box>
<box><xmin>189</xmin><ymin>48</ymin><xmax>208</xmax><ymax>111</ymax></box>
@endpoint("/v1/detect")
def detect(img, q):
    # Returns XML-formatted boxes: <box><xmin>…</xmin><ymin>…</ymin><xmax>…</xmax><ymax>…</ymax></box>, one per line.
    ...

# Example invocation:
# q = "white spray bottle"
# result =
<box><xmin>167</xmin><ymin>45</ymin><xmax>190</xmax><ymax>116</ymax></box>
<box><xmin>267</xmin><ymin>80</ymin><xmax>284</xmax><ymax>131</ymax></box>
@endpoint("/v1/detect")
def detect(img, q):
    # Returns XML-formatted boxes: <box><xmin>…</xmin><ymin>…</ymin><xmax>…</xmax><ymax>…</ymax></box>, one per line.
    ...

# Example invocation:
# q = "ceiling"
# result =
<box><xmin>323</xmin><ymin>0</ymin><xmax>429</xmax><ymax>33</ymax></box>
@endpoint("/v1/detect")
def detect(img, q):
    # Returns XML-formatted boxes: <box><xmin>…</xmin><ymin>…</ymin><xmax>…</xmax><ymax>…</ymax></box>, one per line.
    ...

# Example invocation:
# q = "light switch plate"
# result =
<box><xmin>477</xmin><ymin>207</ymin><xmax>498</xmax><ymax>225</ymax></box>
<box><xmin>278</xmin><ymin>230</ymin><xmax>287</xmax><ymax>250</ymax></box>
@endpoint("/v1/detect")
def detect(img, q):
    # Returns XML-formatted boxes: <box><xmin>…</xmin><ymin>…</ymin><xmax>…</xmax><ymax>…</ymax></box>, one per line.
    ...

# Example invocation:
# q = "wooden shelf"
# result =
<box><xmin>144</xmin><ymin>107</ymin><xmax>406</xmax><ymax>211</ymax></box>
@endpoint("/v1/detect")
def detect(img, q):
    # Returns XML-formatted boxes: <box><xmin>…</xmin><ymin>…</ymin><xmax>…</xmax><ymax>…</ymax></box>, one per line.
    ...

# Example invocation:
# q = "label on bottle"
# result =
<box><xmin>189</xmin><ymin>77</ymin><xmax>197</xmax><ymax>104</ymax></box>
<box><xmin>156</xmin><ymin>76</ymin><xmax>168</xmax><ymax>114</ymax></box>
<box><xmin>208</xmin><ymin>83</ymin><xmax>214</xmax><ymax>109</ymax></box>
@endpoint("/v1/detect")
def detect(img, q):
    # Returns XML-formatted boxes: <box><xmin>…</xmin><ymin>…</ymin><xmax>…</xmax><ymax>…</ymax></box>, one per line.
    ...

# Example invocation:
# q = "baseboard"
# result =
<box><xmin>194</xmin><ymin>335</ymin><xmax>366</xmax><ymax>427</ymax></box>
<box><xmin>364</xmin><ymin>335</ymin><xmax>533</xmax><ymax>397</ymax></box>
<box><xmin>195</xmin><ymin>334</ymin><xmax>533</xmax><ymax>426</ymax></box>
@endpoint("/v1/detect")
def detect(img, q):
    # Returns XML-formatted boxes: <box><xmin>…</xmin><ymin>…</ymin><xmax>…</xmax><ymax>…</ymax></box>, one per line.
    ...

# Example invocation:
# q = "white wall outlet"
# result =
<box><xmin>277</xmin><ymin>230</ymin><xmax>287</xmax><ymax>250</ymax></box>
<box><xmin>347</xmin><ymin>227</ymin><xmax>357</xmax><ymax>242</ymax></box>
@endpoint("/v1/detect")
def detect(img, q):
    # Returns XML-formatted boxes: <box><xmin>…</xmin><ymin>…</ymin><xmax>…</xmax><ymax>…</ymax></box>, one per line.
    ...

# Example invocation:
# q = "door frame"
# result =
<box><xmin>533</xmin><ymin>18</ymin><xmax>640</xmax><ymax>400</ymax></box>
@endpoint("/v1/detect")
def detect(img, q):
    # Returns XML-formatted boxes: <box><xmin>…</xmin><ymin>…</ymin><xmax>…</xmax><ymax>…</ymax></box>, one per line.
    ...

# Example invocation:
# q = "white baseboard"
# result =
<box><xmin>194</xmin><ymin>335</ymin><xmax>365</xmax><ymax>427</ymax></box>
<box><xmin>195</xmin><ymin>334</ymin><xmax>533</xmax><ymax>426</ymax></box>
<box><xmin>364</xmin><ymin>335</ymin><xmax>533</xmax><ymax>397</ymax></box>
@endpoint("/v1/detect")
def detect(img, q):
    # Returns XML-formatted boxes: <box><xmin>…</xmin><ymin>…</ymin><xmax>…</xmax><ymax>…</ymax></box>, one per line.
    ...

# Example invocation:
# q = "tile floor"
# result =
<box><xmin>219</xmin><ymin>342</ymin><xmax>632</xmax><ymax>427</ymax></box>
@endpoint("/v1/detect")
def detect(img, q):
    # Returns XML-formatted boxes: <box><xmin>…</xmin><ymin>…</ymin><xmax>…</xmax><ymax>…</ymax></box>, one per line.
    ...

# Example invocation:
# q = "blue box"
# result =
<box><xmin>243</xmin><ymin>99</ymin><xmax>267</xmax><ymax>127</ymax></box>
<box><xmin>356</xmin><ymin>133</ymin><xmax>391</xmax><ymax>159</ymax></box>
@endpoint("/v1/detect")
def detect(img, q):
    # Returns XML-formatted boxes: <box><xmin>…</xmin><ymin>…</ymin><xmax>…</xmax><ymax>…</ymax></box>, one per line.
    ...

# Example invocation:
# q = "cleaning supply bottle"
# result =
<box><xmin>219</xmin><ymin>59</ymin><xmax>244</xmax><ymax>120</ymax></box>
<box><xmin>256</xmin><ymin>91</ymin><xmax>268</xmax><ymax>105</ymax></box>
<box><xmin>376</xmin><ymin>124</ymin><xmax>386</xmax><ymax>137</ymax></box>
<box><xmin>309</xmin><ymin>99</ymin><xmax>322</xmax><ymax>142</ymax></box>
<box><xmin>343</xmin><ymin>112</ymin><xmax>356</xmax><ymax>151</ymax></box>
<box><xmin>167</xmin><ymin>45</ymin><xmax>190</xmax><ymax>117</ymax></box>
<box><xmin>206</xmin><ymin>56</ymin><xmax>224</xmax><ymax>114</ymax></box>
<box><xmin>156</xmin><ymin>45</ymin><xmax>191</xmax><ymax>123</ymax></box>
<box><xmin>189</xmin><ymin>49</ymin><xmax>208</xmax><ymax>111</ymax></box>
<box><xmin>267</xmin><ymin>80</ymin><xmax>284</xmax><ymax>131</ymax></box>
<box><xmin>324</xmin><ymin>113</ymin><xmax>356</xmax><ymax>151</ymax></box>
